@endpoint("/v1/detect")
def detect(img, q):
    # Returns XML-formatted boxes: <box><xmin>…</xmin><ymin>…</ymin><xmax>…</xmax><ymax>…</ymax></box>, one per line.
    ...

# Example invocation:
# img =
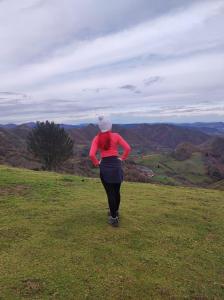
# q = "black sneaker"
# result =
<box><xmin>107</xmin><ymin>210</ymin><xmax>119</xmax><ymax>218</ymax></box>
<box><xmin>108</xmin><ymin>216</ymin><xmax>119</xmax><ymax>227</ymax></box>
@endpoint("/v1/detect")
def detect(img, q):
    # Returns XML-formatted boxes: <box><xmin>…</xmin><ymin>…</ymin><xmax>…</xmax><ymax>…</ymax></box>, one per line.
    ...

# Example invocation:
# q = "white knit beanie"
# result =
<box><xmin>97</xmin><ymin>115</ymin><xmax>112</xmax><ymax>133</ymax></box>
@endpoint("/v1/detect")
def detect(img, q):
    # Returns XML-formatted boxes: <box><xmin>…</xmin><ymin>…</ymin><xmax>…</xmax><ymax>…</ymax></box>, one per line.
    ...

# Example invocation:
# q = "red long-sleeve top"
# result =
<box><xmin>89</xmin><ymin>132</ymin><xmax>131</xmax><ymax>166</ymax></box>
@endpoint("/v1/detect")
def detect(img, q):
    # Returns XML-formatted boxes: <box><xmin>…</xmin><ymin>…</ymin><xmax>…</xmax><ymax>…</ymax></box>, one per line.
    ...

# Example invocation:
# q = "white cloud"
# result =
<box><xmin>0</xmin><ymin>0</ymin><xmax>224</xmax><ymax>123</ymax></box>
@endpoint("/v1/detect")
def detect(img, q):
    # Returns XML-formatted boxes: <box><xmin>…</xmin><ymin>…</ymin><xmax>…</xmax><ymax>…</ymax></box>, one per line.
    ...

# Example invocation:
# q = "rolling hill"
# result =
<box><xmin>0</xmin><ymin>165</ymin><xmax>224</xmax><ymax>299</ymax></box>
<box><xmin>178</xmin><ymin>122</ymin><xmax>224</xmax><ymax>135</ymax></box>
<box><xmin>137</xmin><ymin>152</ymin><xmax>214</xmax><ymax>186</ymax></box>
<box><xmin>0</xmin><ymin>122</ymin><xmax>211</xmax><ymax>166</ymax></box>
<box><xmin>0</xmin><ymin>122</ymin><xmax>224</xmax><ymax>189</ymax></box>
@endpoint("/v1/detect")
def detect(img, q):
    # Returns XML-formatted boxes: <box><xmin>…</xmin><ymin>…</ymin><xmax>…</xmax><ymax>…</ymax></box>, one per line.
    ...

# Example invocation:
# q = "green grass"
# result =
<box><xmin>0</xmin><ymin>165</ymin><xmax>224</xmax><ymax>299</ymax></box>
<box><xmin>137</xmin><ymin>152</ymin><xmax>213</xmax><ymax>186</ymax></box>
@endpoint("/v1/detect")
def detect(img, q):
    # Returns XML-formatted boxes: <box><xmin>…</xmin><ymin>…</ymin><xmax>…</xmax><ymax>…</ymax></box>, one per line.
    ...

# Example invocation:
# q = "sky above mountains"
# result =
<box><xmin>0</xmin><ymin>0</ymin><xmax>224</xmax><ymax>124</ymax></box>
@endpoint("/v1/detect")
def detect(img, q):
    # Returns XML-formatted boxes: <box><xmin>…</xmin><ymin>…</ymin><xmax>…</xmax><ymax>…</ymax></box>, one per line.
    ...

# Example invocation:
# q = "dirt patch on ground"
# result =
<box><xmin>0</xmin><ymin>185</ymin><xmax>30</xmax><ymax>197</ymax></box>
<box><xmin>0</xmin><ymin>227</ymin><xmax>31</xmax><ymax>243</ymax></box>
<box><xmin>205</xmin><ymin>233</ymin><xmax>216</xmax><ymax>241</ymax></box>
<box><xmin>157</xmin><ymin>287</ymin><xmax>175</xmax><ymax>299</ymax></box>
<box><xmin>13</xmin><ymin>279</ymin><xmax>45</xmax><ymax>298</ymax></box>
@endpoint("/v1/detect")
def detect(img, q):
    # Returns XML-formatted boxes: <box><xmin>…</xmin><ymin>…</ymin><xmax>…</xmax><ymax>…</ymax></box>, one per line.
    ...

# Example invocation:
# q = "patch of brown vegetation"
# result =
<box><xmin>14</xmin><ymin>279</ymin><xmax>45</xmax><ymax>297</ymax></box>
<box><xmin>0</xmin><ymin>227</ymin><xmax>31</xmax><ymax>242</ymax></box>
<box><xmin>205</xmin><ymin>233</ymin><xmax>216</xmax><ymax>241</ymax></box>
<box><xmin>0</xmin><ymin>185</ymin><xmax>29</xmax><ymax>197</ymax></box>
<box><xmin>157</xmin><ymin>287</ymin><xmax>176</xmax><ymax>299</ymax></box>
<box><xmin>191</xmin><ymin>296</ymin><xmax>208</xmax><ymax>300</ymax></box>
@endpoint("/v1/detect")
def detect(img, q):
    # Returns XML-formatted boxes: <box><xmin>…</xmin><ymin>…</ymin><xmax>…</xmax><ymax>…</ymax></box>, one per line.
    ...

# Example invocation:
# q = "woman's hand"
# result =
<box><xmin>118</xmin><ymin>157</ymin><xmax>123</xmax><ymax>161</ymax></box>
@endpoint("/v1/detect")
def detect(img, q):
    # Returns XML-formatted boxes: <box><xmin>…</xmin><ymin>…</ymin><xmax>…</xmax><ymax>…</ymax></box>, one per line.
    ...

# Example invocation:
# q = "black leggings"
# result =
<box><xmin>100</xmin><ymin>177</ymin><xmax>121</xmax><ymax>218</ymax></box>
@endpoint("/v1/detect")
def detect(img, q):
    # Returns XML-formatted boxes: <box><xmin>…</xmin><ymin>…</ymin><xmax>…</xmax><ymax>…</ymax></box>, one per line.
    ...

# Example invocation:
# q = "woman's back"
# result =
<box><xmin>89</xmin><ymin>132</ymin><xmax>131</xmax><ymax>166</ymax></box>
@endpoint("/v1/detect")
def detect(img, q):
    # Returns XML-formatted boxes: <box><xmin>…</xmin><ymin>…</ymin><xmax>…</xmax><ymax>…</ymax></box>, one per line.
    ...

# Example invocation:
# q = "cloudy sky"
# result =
<box><xmin>0</xmin><ymin>0</ymin><xmax>224</xmax><ymax>124</ymax></box>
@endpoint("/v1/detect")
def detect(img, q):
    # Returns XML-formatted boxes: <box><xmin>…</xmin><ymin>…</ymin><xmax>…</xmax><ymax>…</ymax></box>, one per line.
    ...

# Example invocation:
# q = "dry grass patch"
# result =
<box><xmin>0</xmin><ymin>185</ymin><xmax>29</xmax><ymax>197</ymax></box>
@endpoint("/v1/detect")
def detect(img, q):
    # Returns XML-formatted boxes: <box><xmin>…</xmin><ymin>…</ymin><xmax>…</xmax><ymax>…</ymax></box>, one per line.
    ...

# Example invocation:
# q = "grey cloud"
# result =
<box><xmin>144</xmin><ymin>76</ymin><xmax>162</xmax><ymax>86</ymax></box>
<box><xmin>82</xmin><ymin>88</ymin><xmax>108</xmax><ymax>93</ymax></box>
<box><xmin>120</xmin><ymin>85</ymin><xmax>142</xmax><ymax>94</ymax></box>
<box><xmin>0</xmin><ymin>91</ymin><xmax>27</xmax><ymax>97</ymax></box>
<box><xmin>0</xmin><ymin>99</ymin><xmax>23</xmax><ymax>105</ymax></box>
<box><xmin>120</xmin><ymin>85</ymin><xmax>137</xmax><ymax>91</ymax></box>
<box><xmin>0</xmin><ymin>0</ymin><xmax>200</xmax><ymax>69</ymax></box>
<box><xmin>0</xmin><ymin>0</ymin><xmax>224</xmax><ymax>124</ymax></box>
<box><xmin>0</xmin><ymin>98</ymin><xmax>113</xmax><ymax>118</ymax></box>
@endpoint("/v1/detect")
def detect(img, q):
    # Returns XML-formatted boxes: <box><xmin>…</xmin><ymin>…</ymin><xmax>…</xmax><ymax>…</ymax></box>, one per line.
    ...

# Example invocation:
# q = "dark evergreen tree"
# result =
<box><xmin>27</xmin><ymin>121</ymin><xmax>74</xmax><ymax>171</ymax></box>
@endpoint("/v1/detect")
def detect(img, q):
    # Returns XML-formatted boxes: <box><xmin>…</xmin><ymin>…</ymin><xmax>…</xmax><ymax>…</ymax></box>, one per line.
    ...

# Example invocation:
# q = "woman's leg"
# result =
<box><xmin>100</xmin><ymin>177</ymin><xmax>117</xmax><ymax>218</ymax></box>
<box><xmin>113</xmin><ymin>183</ymin><xmax>121</xmax><ymax>212</ymax></box>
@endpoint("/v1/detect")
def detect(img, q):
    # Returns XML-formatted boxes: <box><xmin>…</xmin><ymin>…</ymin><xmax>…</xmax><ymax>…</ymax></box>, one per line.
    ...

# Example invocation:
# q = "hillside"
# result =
<box><xmin>0</xmin><ymin>122</ymin><xmax>215</xmax><ymax>185</ymax></box>
<box><xmin>137</xmin><ymin>152</ymin><xmax>213</xmax><ymax>186</ymax></box>
<box><xmin>0</xmin><ymin>165</ymin><xmax>224</xmax><ymax>299</ymax></box>
<box><xmin>178</xmin><ymin>122</ymin><xmax>224</xmax><ymax>135</ymax></box>
<box><xmin>209</xmin><ymin>179</ymin><xmax>224</xmax><ymax>190</ymax></box>
<box><xmin>0</xmin><ymin>122</ymin><xmax>211</xmax><ymax>162</ymax></box>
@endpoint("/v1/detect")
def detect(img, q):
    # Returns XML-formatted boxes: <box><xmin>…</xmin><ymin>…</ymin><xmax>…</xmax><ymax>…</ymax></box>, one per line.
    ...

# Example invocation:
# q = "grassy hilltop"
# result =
<box><xmin>0</xmin><ymin>165</ymin><xmax>224</xmax><ymax>299</ymax></box>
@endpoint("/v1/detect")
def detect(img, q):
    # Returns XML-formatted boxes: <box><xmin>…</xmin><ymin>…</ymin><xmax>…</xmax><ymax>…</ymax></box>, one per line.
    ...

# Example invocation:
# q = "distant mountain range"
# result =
<box><xmin>176</xmin><ymin>122</ymin><xmax>224</xmax><ymax>135</ymax></box>
<box><xmin>0</xmin><ymin>122</ymin><xmax>87</xmax><ymax>129</ymax></box>
<box><xmin>0</xmin><ymin>122</ymin><xmax>223</xmax><ymax>188</ymax></box>
<box><xmin>1</xmin><ymin>122</ymin><xmax>224</xmax><ymax>134</ymax></box>
<box><xmin>0</xmin><ymin>122</ymin><xmax>223</xmax><ymax>158</ymax></box>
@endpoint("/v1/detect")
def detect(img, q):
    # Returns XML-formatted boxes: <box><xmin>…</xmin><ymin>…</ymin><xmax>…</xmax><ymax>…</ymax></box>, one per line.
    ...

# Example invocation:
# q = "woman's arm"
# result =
<box><xmin>117</xmin><ymin>134</ymin><xmax>131</xmax><ymax>160</ymax></box>
<box><xmin>89</xmin><ymin>136</ymin><xmax>100</xmax><ymax>166</ymax></box>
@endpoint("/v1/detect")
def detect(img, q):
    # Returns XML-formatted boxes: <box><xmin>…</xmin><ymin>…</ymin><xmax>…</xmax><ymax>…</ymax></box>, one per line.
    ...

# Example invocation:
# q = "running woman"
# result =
<box><xmin>89</xmin><ymin>116</ymin><xmax>131</xmax><ymax>227</ymax></box>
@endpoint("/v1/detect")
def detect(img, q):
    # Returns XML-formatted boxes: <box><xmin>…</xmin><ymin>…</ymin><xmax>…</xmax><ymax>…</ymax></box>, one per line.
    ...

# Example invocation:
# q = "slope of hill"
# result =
<box><xmin>137</xmin><ymin>152</ymin><xmax>213</xmax><ymax>186</ymax></box>
<box><xmin>112</xmin><ymin>123</ymin><xmax>210</xmax><ymax>151</ymax></box>
<box><xmin>1</xmin><ymin>122</ymin><xmax>211</xmax><ymax>152</ymax></box>
<box><xmin>208</xmin><ymin>179</ymin><xmax>224</xmax><ymax>190</ymax></box>
<box><xmin>0</xmin><ymin>165</ymin><xmax>224</xmax><ymax>299</ymax></box>
<box><xmin>0</xmin><ymin>122</ymin><xmax>211</xmax><ymax>166</ymax></box>
<box><xmin>0</xmin><ymin>127</ymin><xmax>39</xmax><ymax>169</ymax></box>
<box><xmin>0</xmin><ymin>123</ymin><xmax>17</xmax><ymax>129</ymax></box>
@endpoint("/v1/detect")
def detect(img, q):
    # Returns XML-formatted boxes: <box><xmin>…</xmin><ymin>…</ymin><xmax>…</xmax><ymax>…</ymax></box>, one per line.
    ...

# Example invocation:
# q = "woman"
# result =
<box><xmin>89</xmin><ymin>116</ymin><xmax>131</xmax><ymax>227</ymax></box>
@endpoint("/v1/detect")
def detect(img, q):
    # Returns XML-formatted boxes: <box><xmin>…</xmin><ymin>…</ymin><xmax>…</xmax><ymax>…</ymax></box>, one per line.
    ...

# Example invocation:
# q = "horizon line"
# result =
<box><xmin>0</xmin><ymin>121</ymin><xmax>224</xmax><ymax>126</ymax></box>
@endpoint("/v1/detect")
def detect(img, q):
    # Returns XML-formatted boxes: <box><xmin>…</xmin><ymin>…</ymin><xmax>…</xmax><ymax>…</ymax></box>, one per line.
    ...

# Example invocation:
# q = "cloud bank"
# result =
<box><xmin>0</xmin><ymin>0</ymin><xmax>224</xmax><ymax>124</ymax></box>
